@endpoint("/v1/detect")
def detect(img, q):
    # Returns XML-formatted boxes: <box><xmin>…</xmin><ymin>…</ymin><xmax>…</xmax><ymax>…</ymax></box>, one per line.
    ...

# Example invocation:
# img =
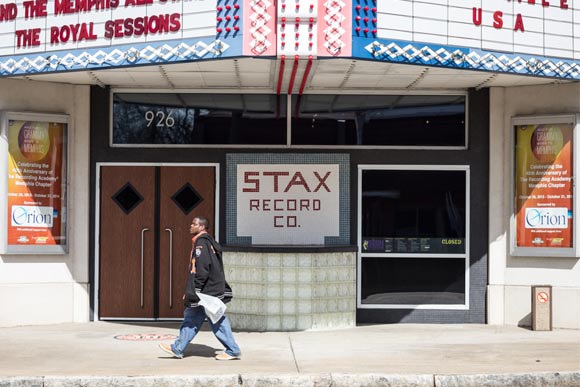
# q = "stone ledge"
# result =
<box><xmin>434</xmin><ymin>371</ymin><xmax>580</xmax><ymax>387</ymax></box>
<box><xmin>43</xmin><ymin>375</ymin><xmax>240</xmax><ymax>387</ymax></box>
<box><xmin>2</xmin><ymin>372</ymin><xmax>580</xmax><ymax>387</ymax></box>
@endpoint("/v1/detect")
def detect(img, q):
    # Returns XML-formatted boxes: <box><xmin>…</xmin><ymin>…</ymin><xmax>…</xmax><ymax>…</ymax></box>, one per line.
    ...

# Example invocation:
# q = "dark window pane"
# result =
<box><xmin>361</xmin><ymin>257</ymin><xmax>465</xmax><ymax>305</ymax></box>
<box><xmin>292</xmin><ymin>94</ymin><xmax>465</xmax><ymax>146</ymax></box>
<box><xmin>361</xmin><ymin>170</ymin><xmax>466</xmax><ymax>253</ymax></box>
<box><xmin>171</xmin><ymin>183</ymin><xmax>203</xmax><ymax>215</ymax></box>
<box><xmin>112</xmin><ymin>93</ymin><xmax>287</xmax><ymax>145</ymax></box>
<box><xmin>112</xmin><ymin>183</ymin><xmax>143</xmax><ymax>215</ymax></box>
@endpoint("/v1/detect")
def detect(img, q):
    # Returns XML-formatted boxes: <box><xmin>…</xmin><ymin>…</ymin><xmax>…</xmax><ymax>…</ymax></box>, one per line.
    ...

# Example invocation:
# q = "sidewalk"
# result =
<box><xmin>1</xmin><ymin>322</ymin><xmax>579</xmax><ymax>386</ymax></box>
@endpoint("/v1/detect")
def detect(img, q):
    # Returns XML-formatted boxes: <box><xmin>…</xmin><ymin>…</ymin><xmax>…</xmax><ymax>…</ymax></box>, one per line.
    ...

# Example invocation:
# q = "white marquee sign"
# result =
<box><xmin>0</xmin><ymin>0</ymin><xmax>217</xmax><ymax>57</ymax></box>
<box><xmin>377</xmin><ymin>0</ymin><xmax>578</xmax><ymax>60</ymax></box>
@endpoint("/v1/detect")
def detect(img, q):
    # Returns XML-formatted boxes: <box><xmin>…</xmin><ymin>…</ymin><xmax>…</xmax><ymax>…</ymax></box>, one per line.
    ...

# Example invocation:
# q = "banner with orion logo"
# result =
<box><xmin>2</xmin><ymin>112</ymin><xmax>68</xmax><ymax>254</ymax></box>
<box><xmin>515</xmin><ymin>120</ymin><xmax>573</xmax><ymax>249</ymax></box>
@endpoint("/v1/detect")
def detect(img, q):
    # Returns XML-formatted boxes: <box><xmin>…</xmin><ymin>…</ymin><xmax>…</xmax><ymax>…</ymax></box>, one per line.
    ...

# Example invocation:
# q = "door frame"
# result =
<box><xmin>93</xmin><ymin>162</ymin><xmax>220</xmax><ymax>321</ymax></box>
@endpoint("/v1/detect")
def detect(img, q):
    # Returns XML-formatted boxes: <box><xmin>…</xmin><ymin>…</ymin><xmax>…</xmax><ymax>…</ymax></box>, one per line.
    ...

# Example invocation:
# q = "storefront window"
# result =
<box><xmin>292</xmin><ymin>94</ymin><xmax>466</xmax><ymax>146</ymax></box>
<box><xmin>359</xmin><ymin>166</ymin><xmax>468</xmax><ymax>307</ymax></box>
<box><xmin>112</xmin><ymin>93</ymin><xmax>287</xmax><ymax>145</ymax></box>
<box><xmin>112</xmin><ymin>92</ymin><xmax>466</xmax><ymax>147</ymax></box>
<box><xmin>361</xmin><ymin>258</ymin><xmax>465</xmax><ymax>305</ymax></box>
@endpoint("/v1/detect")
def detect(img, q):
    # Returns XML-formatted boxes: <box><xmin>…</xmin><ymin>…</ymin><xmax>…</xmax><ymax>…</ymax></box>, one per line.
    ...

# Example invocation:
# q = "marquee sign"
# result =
<box><xmin>1</xmin><ymin>0</ymin><xmax>580</xmax><ymax>78</ymax></box>
<box><xmin>0</xmin><ymin>0</ymin><xmax>217</xmax><ymax>54</ymax></box>
<box><xmin>374</xmin><ymin>0</ymin><xmax>573</xmax><ymax>59</ymax></box>
<box><xmin>356</xmin><ymin>0</ymin><xmax>580</xmax><ymax>79</ymax></box>
<box><xmin>0</xmin><ymin>0</ymin><xmax>238</xmax><ymax>75</ymax></box>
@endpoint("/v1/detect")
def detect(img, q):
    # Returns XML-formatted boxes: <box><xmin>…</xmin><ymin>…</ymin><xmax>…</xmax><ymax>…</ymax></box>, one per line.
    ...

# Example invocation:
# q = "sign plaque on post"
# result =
<box><xmin>532</xmin><ymin>285</ymin><xmax>552</xmax><ymax>331</ymax></box>
<box><xmin>0</xmin><ymin>112</ymin><xmax>68</xmax><ymax>254</ymax></box>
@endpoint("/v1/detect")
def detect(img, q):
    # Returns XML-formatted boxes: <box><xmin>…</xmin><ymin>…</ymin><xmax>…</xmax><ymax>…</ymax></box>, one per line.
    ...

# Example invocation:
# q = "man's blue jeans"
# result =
<box><xmin>171</xmin><ymin>306</ymin><xmax>241</xmax><ymax>357</ymax></box>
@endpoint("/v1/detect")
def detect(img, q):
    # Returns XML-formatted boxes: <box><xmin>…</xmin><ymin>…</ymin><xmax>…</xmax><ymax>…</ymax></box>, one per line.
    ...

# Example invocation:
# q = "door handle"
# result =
<box><xmin>140</xmin><ymin>228</ymin><xmax>150</xmax><ymax>308</ymax></box>
<box><xmin>165</xmin><ymin>228</ymin><xmax>173</xmax><ymax>308</ymax></box>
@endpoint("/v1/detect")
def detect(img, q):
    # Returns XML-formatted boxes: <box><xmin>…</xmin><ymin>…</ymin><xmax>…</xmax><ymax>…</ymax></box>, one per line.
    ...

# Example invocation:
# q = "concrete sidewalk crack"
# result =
<box><xmin>288</xmin><ymin>334</ymin><xmax>300</xmax><ymax>373</ymax></box>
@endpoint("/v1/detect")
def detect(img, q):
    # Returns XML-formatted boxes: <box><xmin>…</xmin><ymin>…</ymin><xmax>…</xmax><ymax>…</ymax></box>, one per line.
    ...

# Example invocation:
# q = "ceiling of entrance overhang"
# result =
<box><xmin>9</xmin><ymin>58</ymin><xmax>573</xmax><ymax>91</ymax></box>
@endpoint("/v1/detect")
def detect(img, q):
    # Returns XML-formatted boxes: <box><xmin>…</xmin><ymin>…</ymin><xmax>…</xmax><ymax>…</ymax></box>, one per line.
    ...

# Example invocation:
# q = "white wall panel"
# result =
<box><xmin>378</xmin><ymin>15</ymin><xmax>412</xmax><ymax>36</ymax></box>
<box><xmin>513</xmin><ymin>41</ymin><xmax>545</xmax><ymax>56</ymax></box>
<box><xmin>488</xmin><ymin>82</ymin><xmax>580</xmax><ymax>329</ymax></box>
<box><xmin>413</xmin><ymin>32</ymin><xmax>447</xmax><ymax>45</ymax></box>
<box><xmin>0</xmin><ymin>78</ymin><xmax>91</xmax><ymax>326</ymax></box>
<box><xmin>0</xmin><ymin>284</ymin><xmax>73</xmax><ymax>326</ymax></box>
<box><xmin>482</xmin><ymin>26</ymin><xmax>513</xmax><ymax>53</ymax></box>
<box><xmin>413</xmin><ymin>19</ymin><xmax>447</xmax><ymax>39</ymax></box>
<box><xmin>545</xmin><ymin>3</ymin><xmax>573</xmax><ymax>22</ymax></box>
<box><xmin>448</xmin><ymin>20</ymin><xmax>480</xmax><ymax>39</ymax></box>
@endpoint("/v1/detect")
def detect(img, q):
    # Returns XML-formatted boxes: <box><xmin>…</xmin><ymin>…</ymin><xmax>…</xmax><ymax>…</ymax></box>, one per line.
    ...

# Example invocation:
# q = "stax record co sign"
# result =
<box><xmin>236</xmin><ymin>164</ymin><xmax>340</xmax><ymax>245</ymax></box>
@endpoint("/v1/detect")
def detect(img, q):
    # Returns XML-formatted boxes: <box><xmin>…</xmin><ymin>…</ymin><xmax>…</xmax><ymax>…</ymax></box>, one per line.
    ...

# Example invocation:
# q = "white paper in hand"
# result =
<box><xmin>196</xmin><ymin>292</ymin><xmax>227</xmax><ymax>323</ymax></box>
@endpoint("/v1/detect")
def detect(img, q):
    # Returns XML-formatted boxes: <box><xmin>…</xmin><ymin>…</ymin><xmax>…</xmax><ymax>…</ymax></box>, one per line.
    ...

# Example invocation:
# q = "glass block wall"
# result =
<box><xmin>224</xmin><ymin>251</ymin><xmax>356</xmax><ymax>331</ymax></box>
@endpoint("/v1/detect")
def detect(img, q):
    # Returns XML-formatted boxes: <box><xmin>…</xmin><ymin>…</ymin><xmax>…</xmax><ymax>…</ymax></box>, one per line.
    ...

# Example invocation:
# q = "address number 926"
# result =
<box><xmin>145</xmin><ymin>110</ymin><xmax>175</xmax><ymax>128</ymax></box>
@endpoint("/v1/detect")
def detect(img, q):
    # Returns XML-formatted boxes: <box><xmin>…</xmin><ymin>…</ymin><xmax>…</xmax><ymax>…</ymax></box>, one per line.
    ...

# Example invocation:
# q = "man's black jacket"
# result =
<box><xmin>184</xmin><ymin>233</ymin><xmax>232</xmax><ymax>307</ymax></box>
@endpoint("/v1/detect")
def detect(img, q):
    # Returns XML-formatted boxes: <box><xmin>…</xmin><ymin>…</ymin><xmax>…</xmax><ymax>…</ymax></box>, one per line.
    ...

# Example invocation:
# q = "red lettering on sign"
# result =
<box><xmin>313</xmin><ymin>171</ymin><xmax>331</xmax><ymax>192</ymax></box>
<box><xmin>274</xmin><ymin>216</ymin><xmax>299</xmax><ymax>228</ymax></box>
<box><xmin>514</xmin><ymin>14</ymin><xmax>525</xmax><ymax>32</ymax></box>
<box><xmin>0</xmin><ymin>3</ymin><xmax>18</xmax><ymax>21</ymax></box>
<box><xmin>472</xmin><ymin>7</ymin><xmax>482</xmax><ymax>26</ymax></box>
<box><xmin>274</xmin><ymin>199</ymin><xmax>283</xmax><ymax>211</ymax></box>
<box><xmin>263</xmin><ymin>171</ymin><xmax>289</xmax><ymax>192</ymax></box>
<box><xmin>247</xmin><ymin>199</ymin><xmax>321</xmax><ymax>211</ymax></box>
<box><xmin>243</xmin><ymin>172</ymin><xmax>260</xmax><ymax>192</ymax></box>
<box><xmin>493</xmin><ymin>11</ymin><xmax>503</xmax><ymax>29</ymax></box>
<box><xmin>284</xmin><ymin>172</ymin><xmax>311</xmax><ymax>193</ymax></box>
<box><xmin>15</xmin><ymin>28</ymin><xmax>41</xmax><ymax>47</ymax></box>
<box><xmin>241</xmin><ymin>170</ymin><xmax>333</xmax><ymax>193</ymax></box>
<box><xmin>50</xmin><ymin>23</ymin><xmax>97</xmax><ymax>44</ymax></box>
<box><xmin>274</xmin><ymin>216</ymin><xmax>284</xmax><ymax>227</ymax></box>
<box><xmin>55</xmin><ymin>0</ymin><xmax>119</xmax><ymax>14</ymax></box>
<box><xmin>23</xmin><ymin>0</ymin><xmax>47</xmax><ymax>18</ymax></box>
<box><xmin>263</xmin><ymin>199</ymin><xmax>271</xmax><ymax>211</ymax></box>
<box><xmin>103</xmin><ymin>14</ymin><xmax>181</xmax><ymax>39</ymax></box>
<box><xmin>124</xmin><ymin>0</ymin><xmax>152</xmax><ymax>6</ymax></box>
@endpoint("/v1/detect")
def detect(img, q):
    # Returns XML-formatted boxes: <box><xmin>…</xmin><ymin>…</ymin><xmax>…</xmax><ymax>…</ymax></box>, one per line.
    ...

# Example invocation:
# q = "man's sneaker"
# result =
<box><xmin>215</xmin><ymin>352</ymin><xmax>240</xmax><ymax>361</ymax></box>
<box><xmin>158</xmin><ymin>343</ymin><xmax>183</xmax><ymax>359</ymax></box>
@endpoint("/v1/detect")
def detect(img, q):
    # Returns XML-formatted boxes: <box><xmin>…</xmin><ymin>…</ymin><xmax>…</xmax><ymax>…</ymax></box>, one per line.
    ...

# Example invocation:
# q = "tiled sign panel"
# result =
<box><xmin>377</xmin><ymin>0</ymin><xmax>577</xmax><ymax>60</ymax></box>
<box><xmin>226</xmin><ymin>153</ymin><xmax>350</xmax><ymax>246</ymax></box>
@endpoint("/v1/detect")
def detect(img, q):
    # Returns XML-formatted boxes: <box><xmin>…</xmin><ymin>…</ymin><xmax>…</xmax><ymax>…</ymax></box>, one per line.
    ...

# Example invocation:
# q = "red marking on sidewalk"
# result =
<box><xmin>114</xmin><ymin>333</ymin><xmax>177</xmax><ymax>341</ymax></box>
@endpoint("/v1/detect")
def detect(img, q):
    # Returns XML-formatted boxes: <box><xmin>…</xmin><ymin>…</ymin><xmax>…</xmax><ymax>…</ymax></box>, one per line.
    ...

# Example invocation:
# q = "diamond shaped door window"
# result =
<box><xmin>171</xmin><ymin>183</ymin><xmax>203</xmax><ymax>215</ymax></box>
<box><xmin>112</xmin><ymin>183</ymin><xmax>144</xmax><ymax>214</ymax></box>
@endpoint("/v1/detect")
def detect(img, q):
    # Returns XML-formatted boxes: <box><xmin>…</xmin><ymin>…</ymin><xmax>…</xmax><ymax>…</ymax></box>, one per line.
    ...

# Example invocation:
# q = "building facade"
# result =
<box><xmin>0</xmin><ymin>0</ymin><xmax>579</xmax><ymax>329</ymax></box>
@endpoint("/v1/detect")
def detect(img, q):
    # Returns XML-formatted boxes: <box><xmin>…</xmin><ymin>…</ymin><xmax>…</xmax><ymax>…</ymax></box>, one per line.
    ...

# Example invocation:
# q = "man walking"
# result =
<box><xmin>159</xmin><ymin>215</ymin><xmax>241</xmax><ymax>360</ymax></box>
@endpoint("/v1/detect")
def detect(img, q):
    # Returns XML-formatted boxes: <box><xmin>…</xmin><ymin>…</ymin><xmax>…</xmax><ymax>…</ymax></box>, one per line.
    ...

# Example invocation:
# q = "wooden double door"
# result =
<box><xmin>99</xmin><ymin>165</ymin><xmax>215</xmax><ymax>319</ymax></box>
